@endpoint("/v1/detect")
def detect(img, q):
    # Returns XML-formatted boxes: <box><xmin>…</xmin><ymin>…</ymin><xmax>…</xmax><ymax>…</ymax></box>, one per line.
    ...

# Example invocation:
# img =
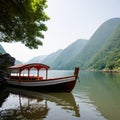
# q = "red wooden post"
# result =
<box><xmin>46</xmin><ymin>69</ymin><xmax>48</xmax><ymax>79</ymax></box>
<box><xmin>74</xmin><ymin>67</ymin><xmax>80</xmax><ymax>76</ymax></box>
<box><xmin>37</xmin><ymin>69</ymin><xmax>40</xmax><ymax>80</ymax></box>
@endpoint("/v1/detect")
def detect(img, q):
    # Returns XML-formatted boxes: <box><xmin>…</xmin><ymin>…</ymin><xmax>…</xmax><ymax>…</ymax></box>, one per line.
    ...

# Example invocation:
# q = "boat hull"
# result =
<box><xmin>6</xmin><ymin>76</ymin><xmax>77</xmax><ymax>92</ymax></box>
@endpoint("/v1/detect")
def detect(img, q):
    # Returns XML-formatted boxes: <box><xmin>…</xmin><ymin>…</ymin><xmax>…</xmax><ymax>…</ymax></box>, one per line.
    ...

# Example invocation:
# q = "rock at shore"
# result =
<box><xmin>0</xmin><ymin>53</ymin><xmax>15</xmax><ymax>82</ymax></box>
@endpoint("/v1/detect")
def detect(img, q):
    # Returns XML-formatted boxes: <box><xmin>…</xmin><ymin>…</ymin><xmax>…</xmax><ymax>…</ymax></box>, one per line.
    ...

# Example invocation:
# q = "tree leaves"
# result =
<box><xmin>0</xmin><ymin>0</ymin><xmax>49</xmax><ymax>49</ymax></box>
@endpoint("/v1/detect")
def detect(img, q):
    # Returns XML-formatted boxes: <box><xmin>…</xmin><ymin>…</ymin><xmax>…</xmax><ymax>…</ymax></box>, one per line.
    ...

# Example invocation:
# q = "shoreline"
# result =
<box><xmin>86</xmin><ymin>69</ymin><xmax>120</xmax><ymax>73</ymax></box>
<box><xmin>102</xmin><ymin>69</ymin><xmax>120</xmax><ymax>73</ymax></box>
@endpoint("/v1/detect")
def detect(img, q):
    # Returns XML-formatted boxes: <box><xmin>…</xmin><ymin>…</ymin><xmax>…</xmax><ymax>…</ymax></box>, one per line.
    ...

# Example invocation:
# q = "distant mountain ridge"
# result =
<box><xmin>51</xmin><ymin>39</ymin><xmax>87</xmax><ymax>69</ymax></box>
<box><xmin>0</xmin><ymin>44</ymin><xmax>6</xmax><ymax>54</ymax></box>
<box><xmin>1</xmin><ymin>18</ymin><xmax>120</xmax><ymax>71</ymax></box>
<box><xmin>28</xmin><ymin>18</ymin><xmax>120</xmax><ymax>70</ymax></box>
<box><xmin>27</xmin><ymin>39</ymin><xmax>87</xmax><ymax>69</ymax></box>
<box><xmin>73</xmin><ymin>18</ymin><xmax>120</xmax><ymax>69</ymax></box>
<box><xmin>41</xmin><ymin>49</ymin><xmax>63</xmax><ymax>66</ymax></box>
<box><xmin>86</xmin><ymin>23</ymin><xmax>120</xmax><ymax>70</ymax></box>
<box><xmin>28</xmin><ymin>55</ymin><xmax>47</xmax><ymax>63</ymax></box>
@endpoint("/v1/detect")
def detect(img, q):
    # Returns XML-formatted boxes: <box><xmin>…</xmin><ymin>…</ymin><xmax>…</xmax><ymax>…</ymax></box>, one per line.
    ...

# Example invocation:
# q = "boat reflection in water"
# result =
<box><xmin>0</xmin><ymin>87</ymin><xmax>80</xmax><ymax>119</ymax></box>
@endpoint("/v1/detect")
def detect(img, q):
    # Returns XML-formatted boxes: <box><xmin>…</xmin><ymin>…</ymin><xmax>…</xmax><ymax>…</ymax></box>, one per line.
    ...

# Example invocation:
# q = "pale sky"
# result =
<box><xmin>1</xmin><ymin>0</ymin><xmax>120</xmax><ymax>62</ymax></box>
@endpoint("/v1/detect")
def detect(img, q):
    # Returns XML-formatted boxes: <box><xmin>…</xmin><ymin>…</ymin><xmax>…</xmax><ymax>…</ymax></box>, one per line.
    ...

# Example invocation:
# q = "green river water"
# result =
<box><xmin>0</xmin><ymin>70</ymin><xmax>120</xmax><ymax>120</ymax></box>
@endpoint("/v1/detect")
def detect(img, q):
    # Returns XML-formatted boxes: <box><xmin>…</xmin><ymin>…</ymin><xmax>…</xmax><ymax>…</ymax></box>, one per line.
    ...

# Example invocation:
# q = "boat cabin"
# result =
<box><xmin>9</xmin><ymin>63</ymin><xmax>50</xmax><ymax>80</ymax></box>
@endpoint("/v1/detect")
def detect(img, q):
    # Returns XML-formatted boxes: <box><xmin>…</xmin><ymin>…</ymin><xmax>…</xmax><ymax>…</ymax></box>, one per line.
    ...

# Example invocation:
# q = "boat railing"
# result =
<box><xmin>10</xmin><ymin>75</ymin><xmax>43</xmax><ymax>81</ymax></box>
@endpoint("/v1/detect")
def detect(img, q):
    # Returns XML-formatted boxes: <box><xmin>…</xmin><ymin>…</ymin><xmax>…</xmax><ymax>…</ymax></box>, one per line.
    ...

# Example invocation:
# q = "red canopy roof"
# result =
<box><xmin>9</xmin><ymin>63</ymin><xmax>50</xmax><ymax>71</ymax></box>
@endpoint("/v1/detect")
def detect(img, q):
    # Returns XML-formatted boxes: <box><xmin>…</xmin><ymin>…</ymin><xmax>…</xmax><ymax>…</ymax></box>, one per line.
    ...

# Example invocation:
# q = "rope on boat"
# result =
<box><xmin>77</xmin><ymin>76</ymin><xmax>80</xmax><ymax>82</ymax></box>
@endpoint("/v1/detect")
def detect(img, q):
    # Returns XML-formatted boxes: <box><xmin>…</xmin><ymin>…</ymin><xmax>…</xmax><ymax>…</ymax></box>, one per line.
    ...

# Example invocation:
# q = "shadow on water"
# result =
<box><xmin>0</xmin><ymin>86</ymin><xmax>80</xmax><ymax>120</ymax></box>
<box><xmin>0</xmin><ymin>86</ymin><xmax>10</xmax><ymax>108</ymax></box>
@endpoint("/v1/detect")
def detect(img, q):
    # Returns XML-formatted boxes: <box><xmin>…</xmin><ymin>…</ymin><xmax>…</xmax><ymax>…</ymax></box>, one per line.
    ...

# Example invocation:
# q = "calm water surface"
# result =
<box><xmin>0</xmin><ymin>70</ymin><xmax>120</xmax><ymax>120</ymax></box>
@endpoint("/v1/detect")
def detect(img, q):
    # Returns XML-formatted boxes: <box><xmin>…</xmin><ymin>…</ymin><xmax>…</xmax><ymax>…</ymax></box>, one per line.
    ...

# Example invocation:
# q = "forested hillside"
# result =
<box><xmin>25</xmin><ymin>18</ymin><xmax>120</xmax><ymax>71</ymax></box>
<box><xmin>51</xmin><ymin>39</ymin><xmax>87</xmax><ymax>69</ymax></box>
<box><xmin>28</xmin><ymin>55</ymin><xmax>47</xmax><ymax>63</ymax></box>
<box><xmin>0</xmin><ymin>44</ymin><xmax>6</xmax><ymax>54</ymax></box>
<box><xmin>86</xmin><ymin>24</ymin><xmax>120</xmax><ymax>70</ymax></box>
<box><xmin>41</xmin><ymin>49</ymin><xmax>63</xmax><ymax>66</ymax></box>
<box><xmin>72</xmin><ymin>18</ymin><xmax>120</xmax><ymax>70</ymax></box>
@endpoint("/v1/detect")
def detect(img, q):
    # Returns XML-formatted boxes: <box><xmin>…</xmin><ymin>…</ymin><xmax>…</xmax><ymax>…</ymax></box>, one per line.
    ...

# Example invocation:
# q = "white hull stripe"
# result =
<box><xmin>7</xmin><ymin>76</ymin><xmax>76</xmax><ymax>87</ymax></box>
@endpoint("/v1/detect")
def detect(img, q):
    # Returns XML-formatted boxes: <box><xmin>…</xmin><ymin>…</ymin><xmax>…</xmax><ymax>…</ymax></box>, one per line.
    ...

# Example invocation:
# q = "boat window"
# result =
<box><xmin>39</xmin><ymin>68</ymin><xmax>46</xmax><ymax>79</ymax></box>
<box><xmin>11</xmin><ymin>69</ymin><xmax>19</xmax><ymax>76</ymax></box>
<box><xmin>21</xmin><ymin>69</ymin><xmax>28</xmax><ymax>76</ymax></box>
<box><xmin>30</xmin><ymin>68</ymin><xmax>37</xmax><ymax>76</ymax></box>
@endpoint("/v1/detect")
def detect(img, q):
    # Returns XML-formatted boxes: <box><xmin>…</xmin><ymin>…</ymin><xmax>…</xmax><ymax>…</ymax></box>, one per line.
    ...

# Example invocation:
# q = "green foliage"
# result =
<box><xmin>0</xmin><ymin>0</ymin><xmax>49</xmax><ymax>49</ymax></box>
<box><xmin>87</xmin><ymin>23</ymin><xmax>120</xmax><ymax>70</ymax></box>
<box><xmin>74</xmin><ymin>18</ymin><xmax>120</xmax><ymax>69</ymax></box>
<box><xmin>30</xmin><ymin>18</ymin><xmax>120</xmax><ymax>71</ymax></box>
<box><xmin>51</xmin><ymin>39</ymin><xmax>87</xmax><ymax>69</ymax></box>
<box><xmin>57</xmin><ymin>18</ymin><xmax>120</xmax><ymax>70</ymax></box>
<box><xmin>41</xmin><ymin>49</ymin><xmax>63</xmax><ymax>66</ymax></box>
<box><xmin>0</xmin><ymin>44</ymin><xmax>6</xmax><ymax>54</ymax></box>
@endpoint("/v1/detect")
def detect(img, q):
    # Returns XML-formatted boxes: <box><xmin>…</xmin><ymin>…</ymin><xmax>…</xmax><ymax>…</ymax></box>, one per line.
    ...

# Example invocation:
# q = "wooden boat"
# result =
<box><xmin>6</xmin><ymin>63</ymin><xmax>79</xmax><ymax>92</ymax></box>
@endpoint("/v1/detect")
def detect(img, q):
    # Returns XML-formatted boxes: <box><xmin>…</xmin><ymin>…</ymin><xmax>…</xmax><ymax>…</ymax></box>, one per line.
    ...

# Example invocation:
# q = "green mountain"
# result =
<box><xmin>67</xmin><ymin>18</ymin><xmax>120</xmax><ymax>70</ymax></box>
<box><xmin>50</xmin><ymin>39</ymin><xmax>87</xmax><ymax>69</ymax></box>
<box><xmin>0</xmin><ymin>44</ymin><xmax>6</xmax><ymax>54</ymax></box>
<box><xmin>27</xmin><ymin>55</ymin><xmax>47</xmax><ymax>63</ymax></box>
<box><xmin>28</xmin><ymin>18</ymin><xmax>120</xmax><ymax>71</ymax></box>
<box><xmin>86</xmin><ymin>24</ymin><xmax>120</xmax><ymax>70</ymax></box>
<box><xmin>15</xmin><ymin>60</ymin><xmax>23</xmax><ymax>65</ymax></box>
<box><xmin>41</xmin><ymin>49</ymin><xmax>63</xmax><ymax>66</ymax></box>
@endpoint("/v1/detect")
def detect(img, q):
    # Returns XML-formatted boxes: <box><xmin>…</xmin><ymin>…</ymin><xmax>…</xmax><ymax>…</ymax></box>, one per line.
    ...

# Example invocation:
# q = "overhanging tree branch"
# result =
<box><xmin>0</xmin><ymin>0</ymin><xmax>50</xmax><ymax>49</ymax></box>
